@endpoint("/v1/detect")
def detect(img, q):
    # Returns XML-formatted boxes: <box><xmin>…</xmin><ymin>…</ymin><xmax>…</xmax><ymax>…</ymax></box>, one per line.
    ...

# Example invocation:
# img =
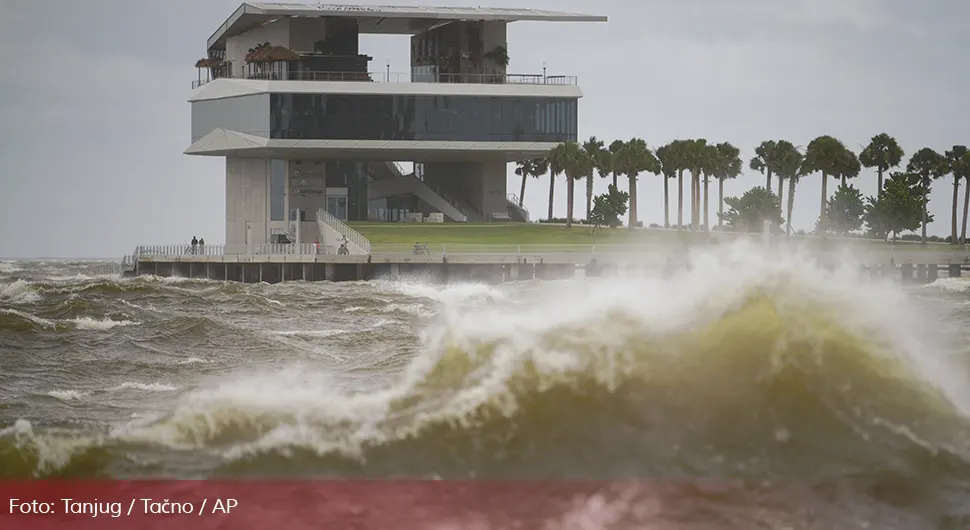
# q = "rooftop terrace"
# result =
<box><xmin>191</xmin><ymin>70</ymin><xmax>576</xmax><ymax>89</ymax></box>
<box><xmin>209</xmin><ymin>2</ymin><xmax>608</xmax><ymax>47</ymax></box>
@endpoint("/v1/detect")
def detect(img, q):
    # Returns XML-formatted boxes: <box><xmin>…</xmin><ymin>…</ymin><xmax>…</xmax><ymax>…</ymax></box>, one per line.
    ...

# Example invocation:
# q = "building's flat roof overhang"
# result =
<box><xmin>208</xmin><ymin>2</ymin><xmax>607</xmax><ymax>49</ymax></box>
<box><xmin>185</xmin><ymin>129</ymin><xmax>560</xmax><ymax>162</ymax></box>
<box><xmin>188</xmin><ymin>77</ymin><xmax>583</xmax><ymax>102</ymax></box>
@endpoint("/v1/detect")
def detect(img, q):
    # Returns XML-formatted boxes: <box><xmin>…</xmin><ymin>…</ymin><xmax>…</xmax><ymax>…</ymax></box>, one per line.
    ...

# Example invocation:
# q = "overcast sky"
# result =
<box><xmin>1</xmin><ymin>0</ymin><xmax>968</xmax><ymax>258</ymax></box>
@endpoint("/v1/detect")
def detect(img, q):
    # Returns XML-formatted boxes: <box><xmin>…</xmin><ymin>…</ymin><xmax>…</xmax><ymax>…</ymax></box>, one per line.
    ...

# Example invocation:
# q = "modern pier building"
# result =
<box><xmin>188</xmin><ymin>2</ymin><xmax>606</xmax><ymax>253</ymax></box>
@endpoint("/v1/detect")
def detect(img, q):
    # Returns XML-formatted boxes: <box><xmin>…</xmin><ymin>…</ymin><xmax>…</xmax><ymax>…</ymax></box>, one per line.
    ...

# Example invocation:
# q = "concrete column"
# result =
<box><xmin>927</xmin><ymin>264</ymin><xmax>938</xmax><ymax>282</ymax></box>
<box><xmin>901</xmin><ymin>263</ymin><xmax>914</xmax><ymax>283</ymax></box>
<box><xmin>325</xmin><ymin>264</ymin><xmax>335</xmax><ymax>280</ymax></box>
<box><xmin>916</xmin><ymin>263</ymin><xmax>926</xmax><ymax>282</ymax></box>
<box><xmin>259</xmin><ymin>263</ymin><xmax>263</xmax><ymax>283</ymax></box>
<box><xmin>949</xmin><ymin>264</ymin><xmax>961</xmax><ymax>278</ymax></box>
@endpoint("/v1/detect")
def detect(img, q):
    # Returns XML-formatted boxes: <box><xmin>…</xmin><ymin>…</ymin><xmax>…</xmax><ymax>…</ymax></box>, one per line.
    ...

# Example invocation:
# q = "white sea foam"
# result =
<box><xmin>111</xmin><ymin>382</ymin><xmax>179</xmax><ymax>392</ymax></box>
<box><xmin>45</xmin><ymin>389</ymin><xmax>90</xmax><ymax>401</ymax></box>
<box><xmin>69</xmin><ymin>317</ymin><xmax>140</xmax><ymax>330</ymax></box>
<box><xmin>108</xmin><ymin>241</ymin><xmax>970</xmax><ymax>463</ymax></box>
<box><xmin>0</xmin><ymin>280</ymin><xmax>41</xmax><ymax>303</ymax></box>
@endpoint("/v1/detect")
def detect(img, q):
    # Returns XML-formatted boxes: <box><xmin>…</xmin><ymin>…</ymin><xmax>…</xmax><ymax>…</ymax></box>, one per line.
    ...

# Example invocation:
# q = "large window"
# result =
<box><xmin>269</xmin><ymin>159</ymin><xmax>286</xmax><ymax>221</ymax></box>
<box><xmin>269</xmin><ymin>93</ymin><xmax>576</xmax><ymax>143</ymax></box>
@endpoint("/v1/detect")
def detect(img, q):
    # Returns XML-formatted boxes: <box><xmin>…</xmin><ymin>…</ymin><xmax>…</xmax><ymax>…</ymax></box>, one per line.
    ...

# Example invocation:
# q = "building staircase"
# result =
<box><xmin>506</xmin><ymin>194</ymin><xmax>530</xmax><ymax>222</ymax></box>
<box><xmin>316</xmin><ymin>208</ymin><xmax>371</xmax><ymax>255</ymax></box>
<box><xmin>368</xmin><ymin>174</ymin><xmax>470</xmax><ymax>222</ymax></box>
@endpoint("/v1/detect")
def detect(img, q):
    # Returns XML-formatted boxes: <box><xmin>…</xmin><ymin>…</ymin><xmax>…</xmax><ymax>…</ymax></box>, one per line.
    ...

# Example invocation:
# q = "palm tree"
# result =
<box><xmin>801</xmin><ymin>136</ymin><xmax>859</xmax><ymax>234</ymax></box>
<box><xmin>773</xmin><ymin>143</ymin><xmax>804</xmax><ymax>235</ymax></box>
<box><xmin>709</xmin><ymin>142</ymin><xmax>742</xmax><ymax>228</ymax></box>
<box><xmin>655</xmin><ymin>143</ymin><xmax>677</xmax><ymax>228</ymax></box>
<box><xmin>547</xmin><ymin>155</ymin><xmax>560</xmax><ymax>222</ymax></box>
<box><xmin>608</xmin><ymin>140</ymin><xmax>625</xmax><ymax>188</ymax></box>
<box><xmin>906</xmin><ymin>147</ymin><xmax>949</xmax><ymax>243</ymax></box>
<box><xmin>957</xmin><ymin>152</ymin><xmax>970</xmax><ymax>243</ymax></box>
<box><xmin>665</xmin><ymin>139</ymin><xmax>689</xmax><ymax>230</ymax></box>
<box><xmin>548</xmin><ymin>141</ymin><xmax>593</xmax><ymax>229</ymax></box>
<box><xmin>614</xmin><ymin>138</ymin><xmax>660</xmax><ymax>229</ymax></box>
<box><xmin>945</xmin><ymin>146</ymin><xmax>968</xmax><ymax>243</ymax></box>
<box><xmin>683</xmin><ymin>139</ymin><xmax>715</xmax><ymax>230</ymax></box>
<box><xmin>945</xmin><ymin>146</ymin><xmax>968</xmax><ymax>244</ymax></box>
<box><xmin>859</xmin><ymin>133</ymin><xmax>904</xmax><ymax>193</ymax></box>
<box><xmin>750</xmin><ymin>141</ymin><xmax>780</xmax><ymax>193</ymax></box>
<box><xmin>582</xmin><ymin>137</ymin><xmax>606</xmax><ymax>221</ymax></box>
<box><xmin>513</xmin><ymin>158</ymin><xmax>548</xmax><ymax>208</ymax></box>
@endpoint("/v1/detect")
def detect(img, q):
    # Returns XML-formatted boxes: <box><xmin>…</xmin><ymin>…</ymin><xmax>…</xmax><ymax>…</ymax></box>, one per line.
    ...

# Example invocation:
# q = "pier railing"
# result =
<box><xmin>125</xmin><ymin>242</ymin><xmax>970</xmax><ymax>265</ymax></box>
<box><xmin>316</xmin><ymin>209</ymin><xmax>372</xmax><ymax>254</ymax></box>
<box><xmin>134</xmin><ymin>243</ymin><xmax>322</xmax><ymax>257</ymax></box>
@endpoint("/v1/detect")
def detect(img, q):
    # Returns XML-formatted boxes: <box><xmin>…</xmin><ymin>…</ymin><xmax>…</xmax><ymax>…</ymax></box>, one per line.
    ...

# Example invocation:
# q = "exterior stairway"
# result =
<box><xmin>316</xmin><ymin>208</ymin><xmax>371</xmax><ymax>255</ymax></box>
<box><xmin>368</xmin><ymin>174</ymin><xmax>470</xmax><ymax>222</ymax></box>
<box><xmin>506</xmin><ymin>194</ymin><xmax>530</xmax><ymax>222</ymax></box>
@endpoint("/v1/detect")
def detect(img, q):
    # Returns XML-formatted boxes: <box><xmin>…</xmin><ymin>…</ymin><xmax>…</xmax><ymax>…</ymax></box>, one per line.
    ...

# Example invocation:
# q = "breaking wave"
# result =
<box><xmin>3</xmin><ymin>243</ymin><xmax>968</xmax><ymax>494</ymax></box>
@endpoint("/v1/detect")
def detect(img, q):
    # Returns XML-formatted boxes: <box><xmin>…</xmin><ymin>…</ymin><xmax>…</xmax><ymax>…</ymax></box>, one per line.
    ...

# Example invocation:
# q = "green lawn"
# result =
<box><xmin>348</xmin><ymin>222</ymin><xmax>960</xmax><ymax>250</ymax></box>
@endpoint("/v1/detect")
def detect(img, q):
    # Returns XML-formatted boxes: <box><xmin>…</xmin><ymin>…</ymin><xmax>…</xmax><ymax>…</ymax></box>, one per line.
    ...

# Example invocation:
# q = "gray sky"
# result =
<box><xmin>1</xmin><ymin>0</ymin><xmax>968</xmax><ymax>258</ymax></box>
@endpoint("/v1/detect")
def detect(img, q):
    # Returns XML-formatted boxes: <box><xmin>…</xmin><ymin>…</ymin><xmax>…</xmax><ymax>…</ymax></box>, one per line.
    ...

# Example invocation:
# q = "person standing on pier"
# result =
<box><xmin>190</xmin><ymin>236</ymin><xmax>198</xmax><ymax>254</ymax></box>
<box><xmin>198</xmin><ymin>237</ymin><xmax>205</xmax><ymax>255</ymax></box>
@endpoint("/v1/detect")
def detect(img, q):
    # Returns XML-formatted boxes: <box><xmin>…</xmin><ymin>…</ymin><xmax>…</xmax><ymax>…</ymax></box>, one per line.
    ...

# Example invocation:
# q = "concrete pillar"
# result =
<box><xmin>949</xmin><ymin>263</ymin><xmax>962</xmax><ymax>278</ymax></box>
<box><xmin>259</xmin><ymin>263</ymin><xmax>263</xmax><ymax>283</ymax></box>
<box><xmin>901</xmin><ymin>263</ymin><xmax>914</xmax><ymax>283</ymax></box>
<box><xmin>927</xmin><ymin>264</ymin><xmax>938</xmax><ymax>282</ymax></box>
<box><xmin>916</xmin><ymin>263</ymin><xmax>926</xmax><ymax>282</ymax></box>
<box><xmin>325</xmin><ymin>264</ymin><xmax>335</xmax><ymax>280</ymax></box>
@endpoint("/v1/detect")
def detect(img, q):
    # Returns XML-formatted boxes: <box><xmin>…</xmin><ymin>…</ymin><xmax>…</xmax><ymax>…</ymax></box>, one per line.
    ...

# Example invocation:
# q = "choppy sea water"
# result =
<box><xmin>2</xmin><ymin>242</ymin><xmax>970</xmax><ymax>529</ymax></box>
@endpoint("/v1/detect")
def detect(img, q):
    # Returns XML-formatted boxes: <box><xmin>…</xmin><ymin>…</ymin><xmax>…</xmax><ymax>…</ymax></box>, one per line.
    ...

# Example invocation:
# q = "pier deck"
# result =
<box><xmin>117</xmin><ymin>242</ymin><xmax>970</xmax><ymax>284</ymax></box>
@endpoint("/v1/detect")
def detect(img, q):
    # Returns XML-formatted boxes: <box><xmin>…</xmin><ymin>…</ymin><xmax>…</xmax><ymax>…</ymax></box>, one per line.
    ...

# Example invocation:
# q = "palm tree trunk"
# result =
<box><xmin>612</xmin><ymin>172</ymin><xmax>618</xmax><ymax>189</ymax></box>
<box><xmin>718</xmin><ymin>178</ymin><xmax>724</xmax><ymax>227</ymax></box>
<box><xmin>677</xmin><ymin>170</ymin><xmax>684</xmax><ymax>230</ymax></box>
<box><xmin>766</xmin><ymin>169</ymin><xmax>772</xmax><ymax>193</ymax></box>
<box><xmin>695</xmin><ymin>173</ymin><xmax>701</xmax><ymax>229</ymax></box>
<box><xmin>952</xmin><ymin>175</ymin><xmax>960</xmax><ymax>244</ymax></box>
<box><xmin>547</xmin><ymin>173</ymin><xmax>555</xmax><ymax>221</ymax></box>
<box><xmin>961</xmin><ymin>176</ymin><xmax>970</xmax><ymax>243</ymax></box>
<box><xmin>841</xmin><ymin>175</ymin><xmax>846</xmax><ymax>187</ymax></box>
<box><xmin>776</xmin><ymin>175</ymin><xmax>784</xmax><ymax>218</ymax></box>
<box><xmin>585</xmin><ymin>173</ymin><xmax>594</xmax><ymax>222</ymax></box>
<box><xmin>519</xmin><ymin>174</ymin><xmax>527</xmax><ymax>207</ymax></box>
<box><xmin>690</xmin><ymin>169</ymin><xmax>699</xmax><ymax>230</ymax></box>
<box><xmin>819</xmin><ymin>173</ymin><xmax>828</xmax><ymax>234</ymax></box>
<box><xmin>629</xmin><ymin>174</ymin><xmax>638</xmax><ymax>229</ymax></box>
<box><xmin>787</xmin><ymin>176</ymin><xmax>797</xmax><ymax>236</ymax></box>
<box><xmin>663</xmin><ymin>175</ymin><xmax>670</xmax><ymax>228</ymax></box>
<box><xmin>922</xmin><ymin>180</ymin><xmax>929</xmax><ymax>243</ymax></box>
<box><xmin>566</xmin><ymin>175</ymin><xmax>575</xmax><ymax>229</ymax></box>
<box><xmin>702</xmin><ymin>176</ymin><xmax>710</xmax><ymax>231</ymax></box>
<box><xmin>877</xmin><ymin>169</ymin><xmax>884</xmax><ymax>192</ymax></box>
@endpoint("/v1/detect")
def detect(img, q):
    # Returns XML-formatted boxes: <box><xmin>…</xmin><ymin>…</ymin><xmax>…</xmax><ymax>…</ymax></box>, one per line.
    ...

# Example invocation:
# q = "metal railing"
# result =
<box><xmin>316</xmin><ymin>208</ymin><xmax>372</xmax><ymax>253</ymax></box>
<box><xmin>368</xmin><ymin>243</ymin><xmax>666</xmax><ymax>257</ymax></box>
<box><xmin>507</xmin><ymin>194</ymin><xmax>528</xmax><ymax>212</ymax></box>
<box><xmin>134</xmin><ymin>243</ymin><xmax>320</xmax><ymax>257</ymax></box>
<box><xmin>123</xmin><ymin>242</ymin><xmax>970</xmax><ymax>264</ymax></box>
<box><xmin>192</xmin><ymin>71</ymin><xmax>578</xmax><ymax>88</ymax></box>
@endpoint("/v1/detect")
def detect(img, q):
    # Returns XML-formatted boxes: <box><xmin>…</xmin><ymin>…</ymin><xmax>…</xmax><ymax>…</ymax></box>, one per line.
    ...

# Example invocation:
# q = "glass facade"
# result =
<box><xmin>268</xmin><ymin>159</ymin><xmax>286</xmax><ymax>221</ymax></box>
<box><xmin>269</xmin><ymin>93</ymin><xmax>577</xmax><ymax>143</ymax></box>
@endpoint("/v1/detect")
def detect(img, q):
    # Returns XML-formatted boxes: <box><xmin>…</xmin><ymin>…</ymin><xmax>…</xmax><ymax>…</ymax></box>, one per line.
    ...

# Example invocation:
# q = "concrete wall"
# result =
<box><xmin>225</xmin><ymin>157</ymin><xmax>290</xmax><ymax>246</ymax></box>
<box><xmin>288</xmin><ymin>160</ymin><xmax>328</xmax><ymax>220</ymax></box>
<box><xmin>190</xmin><ymin>94</ymin><xmax>270</xmax><ymax>142</ymax></box>
<box><xmin>225</xmin><ymin>18</ymin><xmax>290</xmax><ymax>77</ymax></box>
